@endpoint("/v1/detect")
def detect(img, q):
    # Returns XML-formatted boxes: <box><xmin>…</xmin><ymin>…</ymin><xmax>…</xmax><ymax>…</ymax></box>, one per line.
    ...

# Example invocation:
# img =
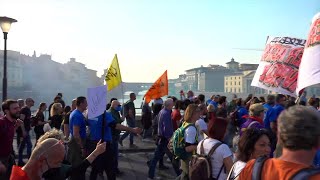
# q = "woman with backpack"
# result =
<box><xmin>177</xmin><ymin>104</ymin><xmax>202</xmax><ymax>180</ymax></box>
<box><xmin>195</xmin><ymin>108</ymin><xmax>233</xmax><ymax>180</ymax></box>
<box><xmin>227</xmin><ymin>128</ymin><xmax>272</xmax><ymax>180</ymax></box>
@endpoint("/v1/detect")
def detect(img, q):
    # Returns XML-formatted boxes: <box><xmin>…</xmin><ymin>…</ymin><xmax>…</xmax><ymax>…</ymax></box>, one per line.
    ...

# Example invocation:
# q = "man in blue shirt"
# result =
<box><xmin>209</xmin><ymin>95</ymin><xmax>220</xmax><ymax>109</ymax></box>
<box><xmin>263</xmin><ymin>95</ymin><xmax>276</xmax><ymax>130</ymax></box>
<box><xmin>68</xmin><ymin>96</ymin><xmax>87</xmax><ymax>168</ymax></box>
<box><xmin>87</xmin><ymin>110</ymin><xmax>142</xmax><ymax>180</ymax></box>
<box><xmin>272</xmin><ymin>94</ymin><xmax>286</xmax><ymax>132</ymax></box>
<box><xmin>235</xmin><ymin>98</ymin><xmax>248</xmax><ymax>126</ymax></box>
<box><xmin>148</xmin><ymin>98</ymin><xmax>181</xmax><ymax>179</ymax></box>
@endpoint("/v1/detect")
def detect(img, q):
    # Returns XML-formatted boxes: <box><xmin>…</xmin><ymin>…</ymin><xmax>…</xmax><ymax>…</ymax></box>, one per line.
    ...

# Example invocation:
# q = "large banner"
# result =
<box><xmin>296</xmin><ymin>12</ymin><xmax>320</xmax><ymax>94</ymax></box>
<box><xmin>251</xmin><ymin>36</ymin><xmax>306</xmax><ymax>96</ymax></box>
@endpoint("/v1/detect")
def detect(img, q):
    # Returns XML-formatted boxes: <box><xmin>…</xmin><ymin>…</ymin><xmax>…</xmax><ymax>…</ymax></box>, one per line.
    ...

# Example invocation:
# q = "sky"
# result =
<box><xmin>0</xmin><ymin>0</ymin><xmax>319</xmax><ymax>82</ymax></box>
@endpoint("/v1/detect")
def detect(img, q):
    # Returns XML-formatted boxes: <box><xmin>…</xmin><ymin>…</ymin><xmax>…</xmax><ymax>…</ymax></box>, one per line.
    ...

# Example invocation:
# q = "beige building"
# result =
<box><xmin>225</xmin><ymin>70</ymin><xmax>266</xmax><ymax>94</ymax></box>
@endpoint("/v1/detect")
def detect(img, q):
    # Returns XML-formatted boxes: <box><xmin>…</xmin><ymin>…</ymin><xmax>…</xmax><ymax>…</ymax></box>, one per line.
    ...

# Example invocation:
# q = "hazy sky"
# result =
<box><xmin>0</xmin><ymin>0</ymin><xmax>319</xmax><ymax>82</ymax></box>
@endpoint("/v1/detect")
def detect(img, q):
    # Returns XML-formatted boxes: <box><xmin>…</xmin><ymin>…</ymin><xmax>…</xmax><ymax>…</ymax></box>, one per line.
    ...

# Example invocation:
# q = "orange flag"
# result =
<box><xmin>144</xmin><ymin>70</ymin><xmax>168</xmax><ymax>103</ymax></box>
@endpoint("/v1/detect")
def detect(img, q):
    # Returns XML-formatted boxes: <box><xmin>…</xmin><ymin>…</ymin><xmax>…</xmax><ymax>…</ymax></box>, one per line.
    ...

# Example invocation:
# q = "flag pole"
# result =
<box><xmin>101</xmin><ymin>82</ymin><xmax>107</xmax><ymax>143</ymax></box>
<box><xmin>121</xmin><ymin>82</ymin><xmax>125</xmax><ymax>114</ymax></box>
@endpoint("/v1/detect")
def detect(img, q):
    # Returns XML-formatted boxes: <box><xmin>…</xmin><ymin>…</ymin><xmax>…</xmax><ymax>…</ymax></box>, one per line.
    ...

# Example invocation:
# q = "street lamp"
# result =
<box><xmin>0</xmin><ymin>16</ymin><xmax>17</xmax><ymax>101</ymax></box>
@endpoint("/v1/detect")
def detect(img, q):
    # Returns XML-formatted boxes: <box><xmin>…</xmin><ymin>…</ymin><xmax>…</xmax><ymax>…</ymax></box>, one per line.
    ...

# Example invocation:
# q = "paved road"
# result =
<box><xmin>104</xmin><ymin>152</ymin><xmax>176</xmax><ymax>180</ymax></box>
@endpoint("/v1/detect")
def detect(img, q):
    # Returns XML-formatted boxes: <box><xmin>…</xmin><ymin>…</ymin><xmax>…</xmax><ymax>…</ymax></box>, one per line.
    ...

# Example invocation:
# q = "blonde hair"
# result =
<box><xmin>37</xmin><ymin>129</ymin><xmax>65</xmax><ymax>144</ymax></box>
<box><xmin>207</xmin><ymin>104</ymin><xmax>215</xmax><ymax>113</ymax></box>
<box><xmin>184</xmin><ymin>104</ymin><xmax>200</xmax><ymax>123</ymax></box>
<box><xmin>51</xmin><ymin>103</ymin><xmax>62</xmax><ymax>116</ymax></box>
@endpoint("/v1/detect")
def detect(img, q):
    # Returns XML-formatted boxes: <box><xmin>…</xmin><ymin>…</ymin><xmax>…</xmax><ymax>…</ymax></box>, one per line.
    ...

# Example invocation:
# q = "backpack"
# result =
<box><xmin>189</xmin><ymin>138</ymin><xmax>224</xmax><ymax>180</ymax></box>
<box><xmin>172</xmin><ymin>121</ymin><xmax>196</xmax><ymax>160</ymax></box>
<box><xmin>31</xmin><ymin>115</ymin><xmax>39</xmax><ymax>127</ymax></box>
<box><xmin>252</xmin><ymin>156</ymin><xmax>320</xmax><ymax>180</ymax></box>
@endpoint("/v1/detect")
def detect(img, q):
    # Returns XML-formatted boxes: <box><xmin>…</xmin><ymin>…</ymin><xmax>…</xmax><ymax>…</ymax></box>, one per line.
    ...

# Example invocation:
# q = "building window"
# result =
<box><xmin>231</xmin><ymin>82</ymin><xmax>232</xmax><ymax>85</ymax></box>
<box><xmin>239</xmin><ymin>77</ymin><xmax>241</xmax><ymax>79</ymax></box>
<box><xmin>239</xmin><ymin>81</ymin><xmax>241</xmax><ymax>85</ymax></box>
<box><xmin>226</xmin><ymin>82</ymin><xmax>228</xmax><ymax>85</ymax></box>
<box><xmin>239</xmin><ymin>88</ymin><xmax>241</xmax><ymax>92</ymax></box>
<box><xmin>231</xmin><ymin>77</ymin><xmax>232</xmax><ymax>80</ymax></box>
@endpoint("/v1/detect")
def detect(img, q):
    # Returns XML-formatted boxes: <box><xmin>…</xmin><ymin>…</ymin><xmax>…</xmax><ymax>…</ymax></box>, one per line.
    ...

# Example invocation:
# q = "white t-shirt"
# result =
<box><xmin>184</xmin><ymin>126</ymin><xmax>197</xmax><ymax>144</ymax></box>
<box><xmin>230</xmin><ymin>161</ymin><xmax>246</xmax><ymax>179</ymax></box>
<box><xmin>197</xmin><ymin>138</ymin><xmax>233</xmax><ymax>180</ymax></box>
<box><xmin>195</xmin><ymin>118</ymin><xmax>208</xmax><ymax>141</ymax></box>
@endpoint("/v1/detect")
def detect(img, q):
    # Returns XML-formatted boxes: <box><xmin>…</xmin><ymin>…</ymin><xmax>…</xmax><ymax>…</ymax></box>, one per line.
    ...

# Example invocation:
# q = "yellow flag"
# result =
<box><xmin>105</xmin><ymin>54</ymin><xmax>122</xmax><ymax>91</ymax></box>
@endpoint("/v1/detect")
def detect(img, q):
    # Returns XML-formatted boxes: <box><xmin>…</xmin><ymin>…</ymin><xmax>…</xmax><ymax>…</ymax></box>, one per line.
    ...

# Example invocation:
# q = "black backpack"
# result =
<box><xmin>252</xmin><ymin>156</ymin><xmax>320</xmax><ymax>180</ymax></box>
<box><xmin>189</xmin><ymin>139</ymin><xmax>224</xmax><ymax>180</ymax></box>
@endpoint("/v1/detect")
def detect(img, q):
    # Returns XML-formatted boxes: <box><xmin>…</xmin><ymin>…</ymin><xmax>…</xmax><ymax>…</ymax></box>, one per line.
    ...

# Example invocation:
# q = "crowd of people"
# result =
<box><xmin>0</xmin><ymin>93</ymin><xmax>142</xmax><ymax>180</ymax></box>
<box><xmin>143</xmin><ymin>90</ymin><xmax>320</xmax><ymax>180</ymax></box>
<box><xmin>1</xmin><ymin>90</ymin><xmax>320</xmax><ymax>180</ymax></box>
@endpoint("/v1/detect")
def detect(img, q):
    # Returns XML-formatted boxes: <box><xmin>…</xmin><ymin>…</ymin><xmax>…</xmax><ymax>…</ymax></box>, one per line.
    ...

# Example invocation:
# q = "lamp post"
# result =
<box><xmin>0</xmin><ymin>16</ymin><xmax>17</xmax><ymax>101</ymax></box>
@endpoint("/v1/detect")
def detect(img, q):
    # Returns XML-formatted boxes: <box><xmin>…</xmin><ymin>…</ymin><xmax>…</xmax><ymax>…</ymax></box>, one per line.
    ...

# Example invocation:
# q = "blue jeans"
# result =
<box><xmin>148</xmin><ymin>137</ymin><xmax>181</xmax><ymax>179</ymax></box>
<box><xmin>18</xmin><ymin>132</ymin><xmax>32</xmax><ymax>163</ymax></box>
<box><xmin>120</xmin><ymin>118</ymin><xmax>135</xmax><ymax>144</ymax></box>
<box><xmin>112</xmin><ymin>137</ymin><xmax>119</xmax><ymax>171</ymax></box>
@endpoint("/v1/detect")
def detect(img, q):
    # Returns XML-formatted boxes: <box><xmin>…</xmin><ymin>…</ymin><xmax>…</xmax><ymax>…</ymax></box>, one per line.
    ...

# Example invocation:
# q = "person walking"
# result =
<box><xmin>119</xmin><ymin>93</ymin><xmax>137</xmax><ymax>147</ymax></box>
<box><xmin>18</xmin><ymin>98</ymin><xmax>34</xmax><ymax>166</ymax></box>
<box><xmin>148</xmin><ymin>98</ymin><xmax>181</xmax><ymax>180</ymax></box>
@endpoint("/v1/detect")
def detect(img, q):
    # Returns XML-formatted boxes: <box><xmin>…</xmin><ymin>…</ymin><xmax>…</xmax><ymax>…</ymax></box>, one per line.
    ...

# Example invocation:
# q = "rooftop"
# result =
<box><xmin>226</xmin><ymin>57</ymin><xmax>239</xmax><ymax>64</ymax></box>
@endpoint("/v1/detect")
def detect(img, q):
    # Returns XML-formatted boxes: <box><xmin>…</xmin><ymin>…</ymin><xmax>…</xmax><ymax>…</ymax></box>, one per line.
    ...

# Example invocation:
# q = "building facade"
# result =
<box><xmin>0</xmin><ymin>50</ymin><xmax>102</xmax><ymax>104</ymax></box>
<box><xmin>0</xmin><ymin>50</ymin><xmax>23</xmax><ymax>88</ymax></box>
<box><xmin>224</xmin><ymin>70</ymin><xmax>267</xmax><ymax>94</ymax></box>
<box><xmin>174</xmin><ymin>58</ymin><xmax>260</xmax><ymax>93</ymax></box>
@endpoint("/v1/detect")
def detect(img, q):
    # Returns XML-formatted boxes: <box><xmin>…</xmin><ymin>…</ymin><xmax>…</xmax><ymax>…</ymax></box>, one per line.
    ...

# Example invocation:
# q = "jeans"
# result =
<box><xmin>120</xmin><ymin>118</ymin><xmax>135</xmax><ymax>144</ymax></box>
<box><xmin>143</xmin><ymin>128</ymin><xmax>152</xmax><ymax>139</ymax></box>
<box><xmin>148</xmin><ymin>137</ymin><xmax>181</xmax><ymax>179</ymax></box>
<box><xmin>18</xmin><ymin>132</ymin><xmax>32</xmax><ymax>164</ymax></box>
